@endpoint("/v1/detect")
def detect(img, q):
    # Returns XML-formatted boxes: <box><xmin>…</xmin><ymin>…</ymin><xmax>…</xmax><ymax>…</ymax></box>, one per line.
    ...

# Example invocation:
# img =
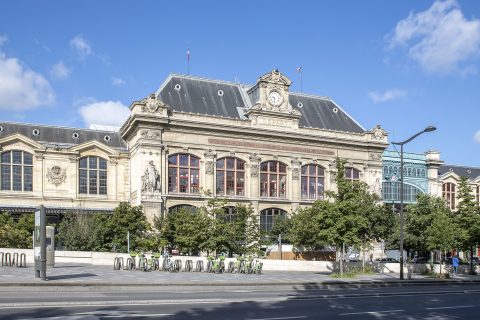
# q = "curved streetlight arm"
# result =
<box><xmin>391</xmin><ymin>126</ymin><xmax>436</xmax><ymax>146</ymax></box>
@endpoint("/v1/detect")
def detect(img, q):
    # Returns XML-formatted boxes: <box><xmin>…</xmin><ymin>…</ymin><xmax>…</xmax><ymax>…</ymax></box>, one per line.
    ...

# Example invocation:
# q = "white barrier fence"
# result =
<box><xmin>1</xmin><ymin>248</ymin><xmax>478</xmax><ymax>273</ymax></box>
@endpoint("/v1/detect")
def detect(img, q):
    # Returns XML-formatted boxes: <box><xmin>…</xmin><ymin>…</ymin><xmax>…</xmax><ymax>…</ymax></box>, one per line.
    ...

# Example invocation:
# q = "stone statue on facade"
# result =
<box><xmin>141</xmin><ymin>160</ymin><xmax>161</xmax><ymax>193</ymax></box>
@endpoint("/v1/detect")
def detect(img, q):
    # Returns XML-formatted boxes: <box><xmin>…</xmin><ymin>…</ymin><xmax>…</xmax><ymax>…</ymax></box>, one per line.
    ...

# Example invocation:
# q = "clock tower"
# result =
<box><xmin>246</xmin><ymin>69</ymin><xmax>301</xmax><ymax>129</ymax></box>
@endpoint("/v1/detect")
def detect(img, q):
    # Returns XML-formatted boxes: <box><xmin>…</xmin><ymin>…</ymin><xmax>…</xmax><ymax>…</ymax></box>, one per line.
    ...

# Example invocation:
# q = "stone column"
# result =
<box><xmin>291</xmin><ymin>157</ymin><xmax>301</xmax><ymax>203</ymax></box>
<box><xmin>204</xmin><ymin>149</ymin><xmax>216</xmax><ymax>195</ymax></box>
<box><xmin>249</xmin><ymin>153</ymin><xmax>261</xmax><ymax>198</ymax></box>
<box><xmin>68</xmin><ymin>155</ymin><xmax>78</xmax><ymax>198</ymax></box>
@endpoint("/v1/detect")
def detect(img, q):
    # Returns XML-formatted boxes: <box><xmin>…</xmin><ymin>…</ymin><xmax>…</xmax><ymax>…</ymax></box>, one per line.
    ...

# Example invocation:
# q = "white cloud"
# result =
<box><xmin>368</xmin><ymin>89</ymin><xmax>407</xmax><ymax>103</ymax></box>
<box><xmin>70</xmin><ymin>34</ymin><xmax>92</xmax><ymax>59</ymax></box>
<box><xmin>112</xmin><ymin>77</ymin><xmax>125</xmax><ymax>86</ymax></box>
<box><xmin>0</xmin><ymin>52</ymin><xmax>55</xmax><ymax>110</ymax></box>
<box><xmin>50</xmin><ymin>61</ymin><xmax>72</xmax><ymax>79</ymax></box>
<box><xmin>387</xmin><ymin>0</ymin><xmax>480</xmax><ymax>75</ymax></box>
<box><xmin>474</xmin><ymin>130</ymin><xmax>480</xmax><ymax>143</ymax></box>
<box><xmin>0</xmin><ymin>35</ymin><xmax>7</xmax><ymax>46</ymax></box>
<box><xmin>78</xmin><ymin>100</ymin><xmax>130</xmax><ymax>127</ymax></box>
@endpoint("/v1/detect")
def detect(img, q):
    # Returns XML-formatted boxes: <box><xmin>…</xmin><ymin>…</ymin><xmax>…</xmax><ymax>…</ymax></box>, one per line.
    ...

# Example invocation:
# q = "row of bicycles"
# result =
<box><xmin>113</xmin><ymin>253</ymin><xmax>263</xmax><ymax>274</ymax></box>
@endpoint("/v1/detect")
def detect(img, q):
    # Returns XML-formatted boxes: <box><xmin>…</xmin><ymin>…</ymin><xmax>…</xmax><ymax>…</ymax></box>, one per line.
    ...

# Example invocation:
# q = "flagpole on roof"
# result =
<box><xmin>296</xmin><ymin>66</ymin><xmax>303</xmax><ymax>93</ymax></box>
<box><xmin>187</xmin><ymin>48</ymin><xmax>190</xmax><ymax>75</ymax></box>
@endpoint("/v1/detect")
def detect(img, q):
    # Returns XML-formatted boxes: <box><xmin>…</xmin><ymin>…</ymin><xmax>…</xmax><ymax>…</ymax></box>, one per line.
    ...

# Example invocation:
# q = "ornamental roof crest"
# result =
<box><xmin>258</xmin><ymin>69</ymin><xmax>292</xmax><ymax>87</ymax></box>
<box><xmin>140</xmin><ymin>93</ymin><xmax>169</xmax><ymax>113</ymax></box>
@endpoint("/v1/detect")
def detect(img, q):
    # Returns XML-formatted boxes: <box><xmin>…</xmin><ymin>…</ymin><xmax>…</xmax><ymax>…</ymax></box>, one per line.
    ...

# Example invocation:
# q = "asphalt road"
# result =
<box><xmin>1</xmin><ymin>284</ymin><xmax>480</xmax><ymax>319</ymax></box>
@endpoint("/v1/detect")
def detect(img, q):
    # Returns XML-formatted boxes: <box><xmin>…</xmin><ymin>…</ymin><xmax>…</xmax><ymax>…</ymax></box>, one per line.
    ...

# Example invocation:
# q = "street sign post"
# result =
<box><xmin>34</xmin><ymin>205</ymin><xmax>47</xmax><ymax>280</ymax></box>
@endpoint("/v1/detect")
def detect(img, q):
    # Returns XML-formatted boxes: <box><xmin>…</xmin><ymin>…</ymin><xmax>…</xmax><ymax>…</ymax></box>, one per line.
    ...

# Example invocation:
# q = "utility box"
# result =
<box><xmin>46</xmin><ymin>226</ymin><xmax>55</xmax><ymax>267</ymax></box>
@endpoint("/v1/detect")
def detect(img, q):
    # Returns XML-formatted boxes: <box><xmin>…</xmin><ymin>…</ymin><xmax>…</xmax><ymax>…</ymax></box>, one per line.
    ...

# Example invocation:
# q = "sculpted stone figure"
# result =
<box><xmin>141</xmin><ymin>160</ymin><xmax>160</xmax><ymax>193</ymax></box>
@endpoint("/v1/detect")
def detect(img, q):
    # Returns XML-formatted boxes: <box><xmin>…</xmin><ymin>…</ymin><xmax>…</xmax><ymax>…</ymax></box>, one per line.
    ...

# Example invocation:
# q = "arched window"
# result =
<box><xmin>407</xmin><ymin>168</ymin><xmax>411</xmax><ymax>176</ymax></box>
<box><xmin>168</xmin><ymin>153</ymin><xmax>200</xmax><ymax>194</ymax></box>
<box><xmin>388</xmin><ymin>166</ymin><xmax>392</xmax><ymax>175</ymax></box>
<box><xmin>383</xmin><ymin>166</ymin><xmax>388</xmax><ymax>175</ymax></box>
<box><xmin>216</xmin><ymin>157</ymin><xmax>245</xmax><ymax>196</ymax></box>
<box><xmin>382</xmin><ymin>182</ymin><xmax>424</xmax><ymax>202</ymax></box>
<box><xmin>393</xmin><ymin>166</ymin><xmax>398</xmax><ymax>174</ymax></box>
<box><xmin>1</xmin><ymin>150</ymin><xmax>33</xmax><ymax>191</ymax></box>
<box><xmin>442</xmin><ymin>182</ymin><xmax>456</xmax><ymax>210</ymax></box>
<box><xmin>301</xmin><ymin>164</ymin><xmax>325</xmax><ymax>200</ymax></box>
<box><xmin>344</xmin><ymin>168</ymin><xmax>360</xmax><ymax>181</ymax></box>
<box><xmin>260</xmin><ymin>161</ymin><xmax>287</xmax><ymax>198</ymax></box>
<box><xmin>260</xmin><ymin>208</ymin><xmax>287</xmax><ymax>233</ymax></box>
<box><xmin>79</xmin><ymin>156</ymin><xmax>107</xmax><ymax>195</ymax></box>
<box><xmin>421</xmin><ymin>169</ymin><xmax>426</xmax><ymax>177</ymax></box>
<box><xmin>168</xmin><ymin>204</ymin><xmax>197</xmax><ymax>215</ymax></box>
<box><xmin>217</xmin><ymin>206</ymin><xmax>238</xmax><ymax>222</ymax></box>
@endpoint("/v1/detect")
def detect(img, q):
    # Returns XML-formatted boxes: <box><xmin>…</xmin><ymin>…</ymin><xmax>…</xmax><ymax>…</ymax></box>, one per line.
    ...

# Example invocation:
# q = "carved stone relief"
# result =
<box><xmin>141</xmin><ymin>94</ymin><xmax>168</xmax><ymax>113</ymax></box>
<box><xmin>46</xmin><ymin>165</ymin><xmax>67</xmax><ymax>187</ymax></box>
<box><xmin>291</xmin><ymin>158</ymin><xmax>301</xmax><ymax>180</ymax></box>
<box><xmin>205</xmin><ymin>161</ymin><xmax>214</xmax><ymax>175</ymax></box>
<box><xmin>249</xmin><ymin>153</ymin><xmax>261</xmax><ymax>177</ymax></box>
<box><xmin>141</xmin><ymin>160</ymin><xmax>161</xmax><ymax>193</ymax></box>
<box><xmin>140</xmin><ymin>129</ymin><xmax>161</xmax><ymax>139</ymax></box>
<box><xmin>372</xmin><ymin>124</ymin><xmax>387</xmax><ymax>141</ymax></box>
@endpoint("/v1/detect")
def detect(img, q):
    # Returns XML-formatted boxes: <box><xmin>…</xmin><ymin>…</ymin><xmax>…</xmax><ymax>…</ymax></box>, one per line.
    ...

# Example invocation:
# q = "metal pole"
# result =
<box><xmin>399</xmin><ymin>144</ymin><xmax>404</xmax><ymax>280</ymax></box>
<box><xmin>127</xmin><ymin>231</ymin><xmax>130</xmax><ymax>253</ymax></box>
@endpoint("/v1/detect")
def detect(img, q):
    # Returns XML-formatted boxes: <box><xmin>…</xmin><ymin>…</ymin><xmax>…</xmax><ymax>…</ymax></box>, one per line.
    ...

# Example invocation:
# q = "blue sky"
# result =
<box><xmin>1</xmin><ymin>0</ymin><xmax>479</xmax><ymax>165</ymax></box>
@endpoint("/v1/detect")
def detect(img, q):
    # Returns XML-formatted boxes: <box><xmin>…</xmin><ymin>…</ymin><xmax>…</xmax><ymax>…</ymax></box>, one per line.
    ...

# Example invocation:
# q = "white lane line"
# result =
<box><xmin>102</xmin><ymin>314</ymin><xmax>173</xmax><ymax>318</ymax></box>
<box><xmin>340</xmin><ymin>309</ymin><xmax>404</xmax><ymax>316</ymax></box>
<box><xmin>426</xmin><ymin>305</ymin><xmax>475</xmax><ymax>310</ymax></box>
<box><xmin>248</xmin><ymin>317</ymin><xmax>307</xmax><ymax>320</ymax></box>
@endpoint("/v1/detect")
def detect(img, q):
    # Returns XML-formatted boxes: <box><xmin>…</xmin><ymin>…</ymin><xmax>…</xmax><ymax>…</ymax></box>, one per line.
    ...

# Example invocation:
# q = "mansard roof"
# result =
<box><xmin>439</xmin><ymin>164</ymin><xmax>480</xmax><ymax>180</ymax></box>
<box><xmin>156</xmin><ymin>74</ymin><xmax>365</xmax><ymax>133</ymax></box>
<box><xmin>0</xmin><ymin>121</ymin><xmax>127</xmax><ymax>150</ymax></box>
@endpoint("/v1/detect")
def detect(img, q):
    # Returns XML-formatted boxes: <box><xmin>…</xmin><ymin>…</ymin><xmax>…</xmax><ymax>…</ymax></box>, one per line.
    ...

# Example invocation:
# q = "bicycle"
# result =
<box><xmin>137</xmin><ymin>252</ymin><xmax>148</xmax><ymax>272</ymax></box>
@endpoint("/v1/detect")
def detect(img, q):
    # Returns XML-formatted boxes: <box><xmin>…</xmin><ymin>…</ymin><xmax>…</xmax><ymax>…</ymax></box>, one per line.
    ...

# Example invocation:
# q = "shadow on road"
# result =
<box><xmin>47</xmin><ymin>273</ymin><xmax>98</xmax><ymax>280</ymax></box>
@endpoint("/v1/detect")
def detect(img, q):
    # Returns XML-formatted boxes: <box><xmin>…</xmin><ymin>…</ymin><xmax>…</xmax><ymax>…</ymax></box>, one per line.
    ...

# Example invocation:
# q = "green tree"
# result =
<box><xmin>57</xmin><ymin>212</ymin><xmax>95</xmax><ymax>251</ymax></box>
<box><xmin>455</xmin><ymin>176</ymin><xmax>480</xmax><ymax>274</ymax></box>
<box><xmin>0</xmin><ymin>213</ymin><xmax>34</xmax><ymax>248</ymax></box>
<box><xmin>404</xmin><ymin>194</ymin><xmax>447</xmax><ymax>255</ymax></box>
<box><xmin>426</xmin><ymin>210</ymin><xmax>466</xmax><ymax>274</ymax></box>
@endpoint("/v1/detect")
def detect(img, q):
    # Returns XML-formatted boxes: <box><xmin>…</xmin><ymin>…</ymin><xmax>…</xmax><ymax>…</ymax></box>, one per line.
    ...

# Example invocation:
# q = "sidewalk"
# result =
<box><xmin>2</xmin><ymin>263</ymin><xmax>480</xmax><ymax>288</ymax></box>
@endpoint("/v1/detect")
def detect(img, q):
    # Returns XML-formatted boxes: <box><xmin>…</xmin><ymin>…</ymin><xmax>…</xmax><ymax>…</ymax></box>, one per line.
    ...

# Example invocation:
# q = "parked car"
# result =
<box><xmin>375</xmin><ymin>258</ymin><xmax>399</xmax><ymax>263</ymax></box>
<box><xmin>347</xmin><ymin>252</ymin><xmax>360</xmax><ymax>262</ymax></box>
<box><xmin>413</xmin><ymin>256</ymin><xmax>429</xmax><ymax>264</ymax></box>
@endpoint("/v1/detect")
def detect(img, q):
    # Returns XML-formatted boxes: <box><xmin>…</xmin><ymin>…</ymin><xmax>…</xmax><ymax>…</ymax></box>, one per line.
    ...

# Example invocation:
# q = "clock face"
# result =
<box><xmin>268</xmin><ymin>91</ymin><xmax>283</xmax><ymax>106</ymax></box>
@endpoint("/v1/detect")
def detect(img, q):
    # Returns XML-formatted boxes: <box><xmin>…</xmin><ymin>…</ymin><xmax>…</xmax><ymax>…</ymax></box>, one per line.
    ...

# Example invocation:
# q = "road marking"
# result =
<box><xmin>101</xmin><ymin>314</ymin><xmax>173</xmax><ymax>318</ymax></box>
<box><xmin>340</xmin><ymin>309</ymin><xmax>404</xmax><ymax>316</ymax></box>
<box><xmin>426</xmin><ymin>305</ymin><xmax>474</xmax><ymax>310</ymax></box>
<box><xmin>248</xmin><ymin>317</ymin><xmax>307</xmax><ymax>320</ymax></box>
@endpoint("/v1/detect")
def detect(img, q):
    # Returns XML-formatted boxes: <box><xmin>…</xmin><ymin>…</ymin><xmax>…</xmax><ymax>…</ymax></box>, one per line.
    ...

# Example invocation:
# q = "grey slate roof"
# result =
<box><xmin>439</xmin><ymin>164</ymin><xmax>480</xmax><ymax>180</ymax></box>
<box><xmin>157</xmin><ymin>74</ymin><xmax>366</xmax><ymax>133</ymax></box>
<box><xmin>0</xmin><ymin>121</ymin><xmax>127</xmax><ymax>150</ymax></box>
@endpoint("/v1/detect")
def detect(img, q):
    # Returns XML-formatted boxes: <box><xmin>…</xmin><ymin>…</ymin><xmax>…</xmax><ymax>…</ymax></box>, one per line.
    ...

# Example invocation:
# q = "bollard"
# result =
<box><xmin>18</xmin><ymin>253</ymin><xmax>27</xmax><ymax>268</ymax></box>
<box><xmin>0</xmin><ymin>252</ymin><xmax>3</xmax><ymax>266</ymax></box>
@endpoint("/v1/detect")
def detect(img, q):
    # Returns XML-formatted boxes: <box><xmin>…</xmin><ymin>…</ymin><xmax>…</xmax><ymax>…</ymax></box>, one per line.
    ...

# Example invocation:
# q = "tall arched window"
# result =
<box><xmin>260</xmin><ymin>208</ymin><xmax>287</xmax><ymax>233</ymax></box>
<box><xmin>442</xmin><ymin>182</ymin><xmax>456</xmax><ymax>210</ymax></box>
<box><xmin>301</xmin><ymin>164</ymin><xmax>325</xmax><ymax>200</ymax></box>
<box><xmin>344</xmin><ymin>167</ymin><xmax>360</xmax><ymax>181</ymax></box>
<box><xmin>79</xmin><ymin>156</ymin><xmax>107</xmax><ymax>195</ymax></box>
<box><xmin>260</xmin><ymin>161</ymin><xmax>287</xmax><ymax>197</ymax></box>
<box><xmin>1</xmin><ymin>150</ymin><xmax>33</xmax><ymax>191</ymax></box>
<box><xmin>216</xmin><ymin>157</ymin><xmax>245</xmax><ymax>196</ymax></box>
<box><xmin>168</xmin><ymin>153</ymin><xmax>200</xmax><ymax>194</ymax></box>
<box><xmin>217</xmin><ymin>206</ymin><xmax>238</xmax><ymax>222</ymax></box>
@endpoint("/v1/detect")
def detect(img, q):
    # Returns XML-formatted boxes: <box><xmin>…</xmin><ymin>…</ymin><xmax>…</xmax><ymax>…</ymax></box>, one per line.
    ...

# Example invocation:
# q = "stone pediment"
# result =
<box><xmin>258</xmin><ymin>69</ymin><xmax>292</xmax><ymax>86</ymax></box>
<box><xmin>129</xmin><ymin>94</ymin><xmax>169</xmax><ymax>117</ymax></box>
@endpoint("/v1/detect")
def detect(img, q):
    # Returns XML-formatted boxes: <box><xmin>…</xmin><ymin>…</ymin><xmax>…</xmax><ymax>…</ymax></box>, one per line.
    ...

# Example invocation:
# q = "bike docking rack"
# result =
<box><xmin>0</xmin><ymin>252</ymin><xmax>27</xmax><ymax>268</ymax></box>
<box><xmin>111</xmin><ymin>255</ymin><xmax>264</xmax><ymax>274</ymax></box>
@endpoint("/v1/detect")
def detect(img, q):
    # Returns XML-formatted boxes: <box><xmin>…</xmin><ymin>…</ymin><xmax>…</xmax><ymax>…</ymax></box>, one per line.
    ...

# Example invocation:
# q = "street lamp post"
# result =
<box><xmin>392</xmin><ymin>126</ymin><xmax>436</xmax><ymax>280</ymax></box>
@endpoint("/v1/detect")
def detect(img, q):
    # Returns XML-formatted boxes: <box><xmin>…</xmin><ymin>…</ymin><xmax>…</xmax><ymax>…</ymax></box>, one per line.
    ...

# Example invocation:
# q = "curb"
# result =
<box><xmin>2</xmin><ymin>279</ymin><xmax>480</xmax><ymax>288</ymax></box>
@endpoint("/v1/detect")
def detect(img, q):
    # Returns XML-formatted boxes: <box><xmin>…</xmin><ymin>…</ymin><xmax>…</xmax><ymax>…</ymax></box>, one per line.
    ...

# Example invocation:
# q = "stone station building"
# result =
<box><xmin>0</xmin><ymin>70</ymin><xmax>389</xmax><ymax>234</ymax></box>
